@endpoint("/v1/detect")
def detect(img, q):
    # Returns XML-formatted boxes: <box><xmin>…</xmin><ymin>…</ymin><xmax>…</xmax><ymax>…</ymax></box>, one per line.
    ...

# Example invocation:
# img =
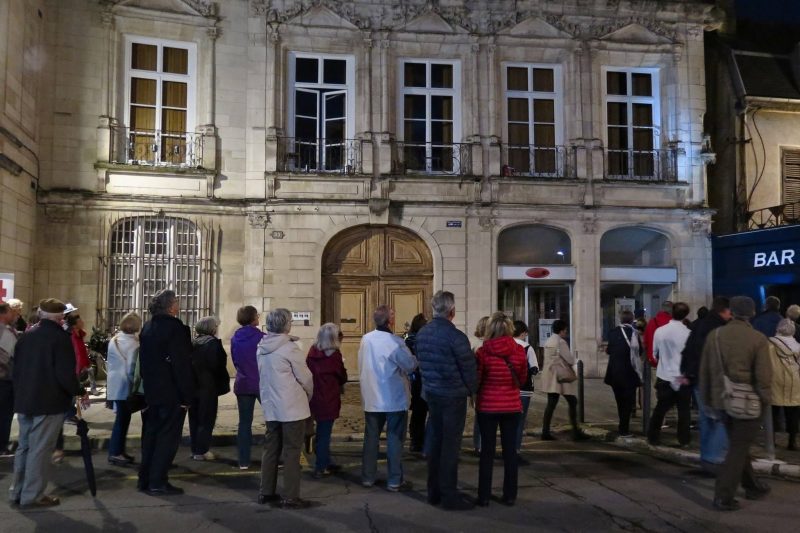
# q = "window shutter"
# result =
<box><xmin>783</xmin><ymin>149</ymin><xmax>800</xmax><ymax>203</ymax></box>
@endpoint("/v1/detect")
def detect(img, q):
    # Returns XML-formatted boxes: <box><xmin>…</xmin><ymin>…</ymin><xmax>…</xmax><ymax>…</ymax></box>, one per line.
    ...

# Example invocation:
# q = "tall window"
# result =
<box><xmin>399</xmin><ymin>59</ymin><xmax>461</xmax><ymax>173</ymax></box>
<box><xmin>783</xmin><ymin>149</ymin><xmax>800</xmax><ymax>221</ymax></box>
<box><xmin>124</xmin><ymin>37</ymin><xmax>196</xmax><ymax>165</ymax></box>
<box><xmin>106</xmin><ymin>216</ymin><xmax>207</xmax><ymax>329</ymax></box>
<box><xmin>504</xmin><ymin>64</ymin><xmax>561</xmax><ymax>176</ymax></box>
<box><xmin>287</xmin><ymin>53</ymin><xmax>355</xmax><ymax>172</ymax></box>
<box><xmin>604</xmin><ymin>68</ymin><xmax>660</xmax><ymax>179</ymax></box>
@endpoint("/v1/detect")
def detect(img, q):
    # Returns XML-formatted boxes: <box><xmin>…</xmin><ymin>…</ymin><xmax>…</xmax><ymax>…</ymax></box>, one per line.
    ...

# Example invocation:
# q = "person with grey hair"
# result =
<box><xmin>137</xmin><ymin>289</ymin><xmax>194</xmax><ymax>496</ymax></box>
<box><xmin>307</xmin><ymin>323</ymin><xmax>347</xmax><ymax>478</ymax></box>
<box><xmin>359</xmin><ymin>305</ymin><xmax>417</xmax><ymax>492</ymax></box>
<box><xmin>415</xmin><ymin>291</ymin><xmax>477</xmax><ymax>510</ymax></box>
<box><xmin>189</xmin><ymin>316</ymin><xmax>230</xmax><ymax>461</ymax></box>
<box><xmin>10</xmin><ymin>299</ymin><xmax>83</xmax><ymax>508</ymax></box>
<box><xmin>700</xmin><ymin>296</ymin><xmax>772</xmax><ymax>511</ymax></box>
<box><xmin>257</xmin><ymin>308</ymin><xmax>314</xmax><ymax>509</ymax></box>
<box><xmin>5</xmin><ymin>298</ymin><xmax>25</xmax><ymax>333</ymax></box>
<box><xmin>752</xmin><ymin>296</ymin><xmax>782</xmax><ymax>338</ymax></box>
<box><xmin>785</xmin><ymin>304</ymin><xmax>800</xmax><ymax>343</ymax></box>
<box><xmin>106</xmin><ymin>312</ymin><xmax>143</xmax><ymax>466</ymax></box>
<box><xmin>768</xmin><ymin>318</ymin><xmax>800</xmax><ymax>450</ymax></box>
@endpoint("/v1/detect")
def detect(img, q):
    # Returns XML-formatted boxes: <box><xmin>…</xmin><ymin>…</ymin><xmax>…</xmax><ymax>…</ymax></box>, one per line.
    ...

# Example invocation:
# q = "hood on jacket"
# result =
<box><xmin>193</xmin><ymin>334</ymin><xmax>216</xmax><ymax>347</ymax></box>
<box><xmin>655</xmin><ymin>311</ymin><xmax>672</xmax><ymax>326</ymax></box>
<box><xmin>307</xmin><ymin>345</ymin><xmax>336</xmax><ymax>359</ymax></box>
<box><xmin>232</xmin><ymin>325</ymin><xmax>264</xmax><ymax>344</ymax></box>
<box><xmin>480</xmin><ymin>336</ymin><xmax>519</xmax><ymax>358</ymax></box>
<box><xmin>258</xmin><ymin>332</ymin><xmax>296</xmax><ymax>354</ymax></box>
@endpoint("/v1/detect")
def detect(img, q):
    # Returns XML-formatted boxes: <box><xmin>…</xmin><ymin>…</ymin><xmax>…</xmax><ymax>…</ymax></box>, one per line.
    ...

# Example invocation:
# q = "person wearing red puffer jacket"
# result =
<box><xmin>475</xmin><ymin>312</ymin><xmax>527</xmax><ymax>507</ymax></box>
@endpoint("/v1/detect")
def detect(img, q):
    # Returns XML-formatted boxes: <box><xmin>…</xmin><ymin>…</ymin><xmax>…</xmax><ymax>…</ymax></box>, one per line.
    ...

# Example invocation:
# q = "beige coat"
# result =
<box><xmin>700</xmin><ymin>319</ymin><xmax>772</xmax><ymax>411</ymax></box>
<box><xmin>768</xmin><ymin>336</ymin><xmax>800</xmax><ymax>407</ymax></box>
<box><xmin>540</xmin><ymin>334</ymin><xmax>577</xmax><ymax>396</ymax></box>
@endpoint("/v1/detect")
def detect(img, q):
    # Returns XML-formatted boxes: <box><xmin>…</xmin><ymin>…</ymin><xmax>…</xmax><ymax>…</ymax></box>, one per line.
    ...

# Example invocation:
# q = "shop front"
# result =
<box><xmin>713</xmin><ymin>225</ymin><xmax>800</xmax><ymax>309</ymax></box>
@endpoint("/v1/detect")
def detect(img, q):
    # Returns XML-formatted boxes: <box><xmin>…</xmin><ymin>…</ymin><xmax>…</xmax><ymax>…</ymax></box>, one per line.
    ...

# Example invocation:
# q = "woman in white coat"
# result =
<box><xmin>106</xmin><ymin>312</ymin><xmax>142</xmax><ymax>466</ymax></box>
<box><xmin>540</xmin><ymin>320</ymin><xmax>589</xmax><ymax>441</ymax></box>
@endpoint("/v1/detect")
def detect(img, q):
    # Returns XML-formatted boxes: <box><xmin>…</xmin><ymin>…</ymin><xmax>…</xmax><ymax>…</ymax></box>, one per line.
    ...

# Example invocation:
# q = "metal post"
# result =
<box><xmin>577</xmin><ymin>359</ymin><xmax>585</xmax><ymax>424</ymax></box>
<box><xmin>642</xmin><ymin>364</ymin><xmax>652</xmax><ymax>436</ymax></box>
<box><xmin>764</xmin><ymin>405</ymin><xmax>775</xmax><ymax>461</ymax></box>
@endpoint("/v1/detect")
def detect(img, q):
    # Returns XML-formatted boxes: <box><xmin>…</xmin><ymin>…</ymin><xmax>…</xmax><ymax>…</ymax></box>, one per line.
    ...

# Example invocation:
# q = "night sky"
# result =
<box><xmin>736</xmin><ymin>0</ymin><xmax>800</xmax><ymax>23</ymax></box>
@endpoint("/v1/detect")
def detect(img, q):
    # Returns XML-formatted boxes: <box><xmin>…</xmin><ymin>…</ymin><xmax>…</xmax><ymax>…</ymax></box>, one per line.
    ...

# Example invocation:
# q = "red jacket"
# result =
<box><xmin>307</xmin><ymin>346</ymin><xmax>348</xmax><ymax>422</ymax></box>
<box><xmin>644</xmin><ymin>311</ymin><xmax>671</xmax><ymax>367</ymax></box>
<box><xmin>476</xmin><ymin>336</ymin><xmax>527</xmax><ymax>413</ymax></box>
<box><xmin>72</xmin><ymin>328</ymin><xmax>90</xmax><ymax>375</ymax></box>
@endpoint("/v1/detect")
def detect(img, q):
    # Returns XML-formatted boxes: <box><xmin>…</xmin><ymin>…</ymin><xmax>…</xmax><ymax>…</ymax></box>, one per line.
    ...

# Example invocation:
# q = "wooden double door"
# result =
<box><xmin>322</xmin><ymin>225</ymin><xmax>433</xmax><ymax>373</ymax></box>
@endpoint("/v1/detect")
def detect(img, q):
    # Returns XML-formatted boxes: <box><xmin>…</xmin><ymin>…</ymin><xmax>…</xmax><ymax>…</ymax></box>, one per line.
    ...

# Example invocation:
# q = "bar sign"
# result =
<box><xmin>446</xmin><ymin>220</ymin><xmax>462</xmax><ymax>228</ymax></box>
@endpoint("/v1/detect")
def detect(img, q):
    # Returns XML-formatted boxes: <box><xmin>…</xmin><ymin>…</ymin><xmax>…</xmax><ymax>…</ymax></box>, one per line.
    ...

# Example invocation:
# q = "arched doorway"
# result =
<box><xmin>322</xmin><ymin>225</ymin><xmax>433</xmax><ymax>373</ymax></box>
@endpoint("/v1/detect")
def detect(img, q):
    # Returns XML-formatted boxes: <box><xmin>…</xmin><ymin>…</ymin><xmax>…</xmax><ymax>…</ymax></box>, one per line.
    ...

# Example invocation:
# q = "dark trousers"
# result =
<box><xmin>715</xmin><ymin>417</ymin><xmax>763</xmax><ymax>502</ymax></box>
<box><xmin>542</xmin><ymin>393</ymin><xmax>579</xmax><ymax>436</ymax></box>
<box><xmin>612</xmin><ymin>387</ymin><xmax>637</xmax><ymax>435</ymax></box>
<box><xmin>236</xmin><ymin>394</ymin><xmax>260</xmax><ymax>467</ymax></box>
<box><xmin>477</xmin><ymin>412</ymin><xmax>519</xmax><ymax>503</ymax></box>
<box><xmin>260</xmin><ymin>419</ymin><xmax>305</xmax><ymax>500</ymax></box>
<box><xmin>189</xmin><ymin>391</ymin><xmax>218</xmax><ymax>455</ymax></box>
<box><xmin>425</xmin><ymin>394</ymin><xmax>467</xmax><ymax>505</ymax></box>
<box><xmin>409</xmin><ymin>397</ymin><xmax>428</xmax><ymax>452</ymax></box>
<box><xmin>314</xmin><ymin>419</ymin><xmax>334</xmax><ymax>471</ymax></box>
<box><xmin>138</xmin><ymin>404</ymin><xmax>186</xmax><ymax>490</ymax></box>
<box><xmin>109</xmin><ymin>400</ymin><xmax>133</xmax><ymax>457</ymax></box>
<box><xmin>0</xmin><ymin>380</ymin><xmax>13</xmax><ymax>451</ymax></box>
<box><xmin>647</xmin><ymin>379</ymin><xmax>692</xmax><ymax>445</ymax></box>
<box><xmin>773</xmin><ymin>405</ymin><xmax>799</xmax><ymax>447</ymax></box>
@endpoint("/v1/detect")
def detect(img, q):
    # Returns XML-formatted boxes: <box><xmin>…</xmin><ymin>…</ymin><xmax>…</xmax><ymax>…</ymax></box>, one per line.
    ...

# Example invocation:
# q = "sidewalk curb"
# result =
<box><xmin>50</xmin><ymin>425</ymin><xmax>800</xmax><ymax>481</ymax></box>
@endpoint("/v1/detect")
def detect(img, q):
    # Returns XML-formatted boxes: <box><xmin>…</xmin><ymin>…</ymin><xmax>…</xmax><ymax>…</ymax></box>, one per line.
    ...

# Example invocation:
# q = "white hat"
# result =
<box><xmin>63</xmin><ymin>303</ymin><xmax>79</xmax><ymax>315</ymax></box>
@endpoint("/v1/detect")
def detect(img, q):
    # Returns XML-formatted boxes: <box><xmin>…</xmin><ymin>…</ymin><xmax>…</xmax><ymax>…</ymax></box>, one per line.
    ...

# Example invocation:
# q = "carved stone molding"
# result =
<box><xmin>478</xmin><ymin>216</ymin><xmax>497</xmax><ymax>231</ymax></box>
<box><xmin>690</xmin><ymin>217</ymin><xmax>711</xmax><ymax>235</ymax></box>
<box><xmin>44</xmin><ymin>205</ymin><xmax>75</xmax><ymax>223</ymax></box>
<box><xmin>582</xmin><ymin>216</ymin><xmax>598</xmax><ymax>234</ymax></box>
<box><xmin>368</xmin><ymin>198</ymin><xmax>390</xmax><ymax>215</ymax></box>
<box><xmin>106</xmin><ymin>0</ymin><xmax>218</xmax><ymax>18</ymax></box>
<box><xmin>248</xmin><ymin>213</ymin><xmax>270</xmax><ymax>229</ymax></box>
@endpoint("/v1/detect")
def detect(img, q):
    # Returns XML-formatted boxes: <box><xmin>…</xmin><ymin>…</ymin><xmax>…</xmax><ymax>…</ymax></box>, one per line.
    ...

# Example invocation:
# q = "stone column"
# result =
<box><xmin>264</xmin><ymin>25</ymin><xmax>281</xmax><ymax>173</ymax></box>
<box><xmin>575</xmin><ymin>216</ymin><xmax>601</xmax><ymax>377</ymax></box>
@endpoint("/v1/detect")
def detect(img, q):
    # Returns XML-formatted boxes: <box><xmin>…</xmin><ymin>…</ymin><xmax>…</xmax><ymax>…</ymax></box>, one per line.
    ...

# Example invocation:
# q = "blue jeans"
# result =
<box><xmin>315</xmin><ymin>419</ymin><xmax>334</xmax><ymax>472</ymax></box>
<box><xmin>109</xmin><ymin>400</ymin><xmax>132</xmax><ymax>457</ymax></box>
<box><xmin>694</xmin><ymin>385</ymin><xmax>728</xmax><ymax>464</ymax></box>
<box><xmin>362</xmin><ymin>411</ymin><xmax>407</xmax><ymax>487</ymax></box>
<box><xmin>236</xmin><ymin>394</ymin><xmax>260</xmax><ymax>467</ymax></box>
<box><xmin>426</xmin><ymin>394</ymin><xmax>468</xmax><ymax>505</ymax></box>
<box><xmin>516</xmin><ymin>395</ymin><xmax>531</xmax><ymax>452</ymax></box>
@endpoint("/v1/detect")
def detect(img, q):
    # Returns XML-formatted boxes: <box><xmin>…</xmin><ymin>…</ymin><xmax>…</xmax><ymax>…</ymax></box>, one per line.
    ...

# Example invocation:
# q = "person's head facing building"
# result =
<box><xmin>730</xmin><ymin>296</ymin><xmax>756</xmax><ymax>322</ymax></box>
<box><xmin>409</xmin><ymin>313</ymin><xmax>427</xmax><ymax>335</ymax></box>
<box><xmin>149</xmin><ymin>289</ymin><xmax>178</xmax><ymax>317</ymax></box>
<box><xmin>776</xmin><ymin>318</ymin><xmax>796</xmax><ymax>339</ymax></box>
<box><xmin>37</xmin><ymin>298</ymin><xmax>67</xmax><ymax>324</ymax></box>
<box><xmin>765</xmin><ymin>296</ymin><xmax>781</xmax><ymax>313</ymax></box>
<box><xmin>485</xmin><ymin>312</ymin><xmax>514</xmax><ymax>340</ymax></box>
<box><xmin>474</xmin><ymin>315</ymin><xmax>490</xmax><ymax>339</ymax></box>
<box><xmin>195</xmin><ymin>316</ymin><xmax>219</xmax><ymax>337</ymax></box>
<box><xmin>711</xmin><ymin>296</ymin><xmax>731</xmax><ymax>322</ymax></box>
<box><xmin>265</xmin><ymin>308</ymin><xmax>292</xmax><ymax>335</ymax></box>
<box><xmin>512</xmin><ymin>320</ymin><xmax>528</xmax><ymax>339</ymax></box>
<box><xmin>431</xmin><ymin>290</ymin><xmax>456</xmax><ymax>322</ymax></box>
<box><xmin>373</xmin><ymin>305</ymin><xmax>394</xmax><ymax>330</ymax></box>
<box><xmin>671</xmin><ymin>302</ymin><xmax>690</xmax><ymax>322</ymax></box>
<box><xmin>619</xmin><ymin>310</ymin><xmax>634</xmax><ymax>325</ymax></box>
<box><xmin>236</xmin><ymin>305</ymin><xmax>259</xmax><ymax>327</ymax></box>
<box><xmin>119</xmin><ymin>312</ymin><xmax>142</xmax><ymax>334</ymax></box>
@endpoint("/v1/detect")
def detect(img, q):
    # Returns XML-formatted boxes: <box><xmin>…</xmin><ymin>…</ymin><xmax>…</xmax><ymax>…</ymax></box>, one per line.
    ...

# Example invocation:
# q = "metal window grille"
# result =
<box><xmin>98</xmin><ymin>214</ymin><xmax>216</xmax><ymax>331</ymax></box>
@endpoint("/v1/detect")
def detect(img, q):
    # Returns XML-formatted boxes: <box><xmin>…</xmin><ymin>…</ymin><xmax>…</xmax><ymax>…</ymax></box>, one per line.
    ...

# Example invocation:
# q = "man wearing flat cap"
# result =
<box><xmin>700</xmin><ymin>296</ymin><xmax>772</xmax><ymax>511</ymax></box>
<box><xmin>9</xmin><ymin>299</ymin><xmax>83</xmax><ymax>508</ymax></box>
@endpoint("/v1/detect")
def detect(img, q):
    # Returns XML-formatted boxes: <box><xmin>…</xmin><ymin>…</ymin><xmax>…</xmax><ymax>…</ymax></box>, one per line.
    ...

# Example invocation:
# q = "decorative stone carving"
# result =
<box><xmin>582</xmin><ymin>216</ymin><xmax>598</xmax><ymax>234</ymax></box>
<box><xmin>368</xmin><ymin>198</ymin><xmax>390</xmax><ymax>215</ymax></box>
<box><xmin>478</xmin><ymin>216</ymin><xmax>496</xmax><ymax>231</ymax></box>
<box><xmin>207</xmin><ymin>26</ymin><xmax>220</xmax><ymax>40</ymax></box>
<box><xmin>106</xmin><ymin>0</ymin><xmax>218</xmax><ymax>18</ymax></box>
<box><xmin>248</xmin><ymin>213</ymin><xmax>270</xmax><ymax>229</ymax></box>
<box><xmin>690</xmin><ymin>217</ymin><xmax>711</xmax><ymax>235</ymax></box>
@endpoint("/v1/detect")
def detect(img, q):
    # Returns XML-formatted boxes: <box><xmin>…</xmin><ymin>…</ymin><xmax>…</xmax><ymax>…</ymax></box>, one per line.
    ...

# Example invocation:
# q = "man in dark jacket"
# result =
<box><xmin>10</xmin><ymin>299</ymin><xmax>83</xmax><ymax>508</ymax></box>
<box><xmin>681</xmin><ymin>297</ymin><xmax>731</xmax><ymax>468</ymax></box>
<box><xmin>415</xmin><ymin>291</ymin><xmax>477</xmax><ymax>511</ymax></box>
<box><xmin>137</xmin><ymin>289</ymin><xmax>194</xmax><ymax>496</ymax></box>
<box><xmin>604</xmin><ymin>311</ymin><xmax>643</xmax><ymax>436</ymax></box>
<box><xmin>751</xmin><ymin>296</ymin><xmax>782</xmax><ymax>338</ymax></box>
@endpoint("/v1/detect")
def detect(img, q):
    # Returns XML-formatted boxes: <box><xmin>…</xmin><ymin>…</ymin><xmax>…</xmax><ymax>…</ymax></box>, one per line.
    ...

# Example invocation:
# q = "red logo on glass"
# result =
<box><xmin>525</xmin><ymin>267</ymin><xmax>550</xmax><ymax>279</ymax></box>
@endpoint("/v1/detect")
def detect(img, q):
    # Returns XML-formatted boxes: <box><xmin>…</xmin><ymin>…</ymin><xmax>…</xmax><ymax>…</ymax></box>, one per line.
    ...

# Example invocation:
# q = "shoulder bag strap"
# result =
<box><xmin>494</xmin><ymin>354</ymin><xmax>521</xmax><ymax>389</ymax></box>
<box><xmin>714</xmin><ymin>329</ymin><xmax>730</xmax><ymax>378</ymax></box>
<box><xmin>619</xmin><ymin>326</ymin><xmax>632</xmax><ymax>349</ymax></box>
<box><xmin>114</xmin><ymin>337</ymin><xmax>129</xmax><ymax>367</ymax></box>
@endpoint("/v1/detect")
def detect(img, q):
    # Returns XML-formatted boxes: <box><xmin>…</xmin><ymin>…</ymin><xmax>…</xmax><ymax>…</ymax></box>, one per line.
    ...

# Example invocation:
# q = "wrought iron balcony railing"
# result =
<box><xmin>277</xmin><ymin>137</ymin><xmax>363</xmax><ymax>174</ymax></box>
<box><xmin>747</xmin><ymin>201</ymin><xmax>800</xmax><ymax>230</ymax></box>
<box><xmin>605</xmin><ymin>148</ymin><xmax>678</xmax><ymax>182</ymax></box>
<box><xmin>500</xmin><ymin>144</ymin><xmax>576</xmax><ymax>179</ymax></box>
<box><xmin>392</xmin><ymin>141</ymin><xmax>472</xmax><ymax>176</ymax></box>
<box><xmin>109</xmin><ymin>126</ymin><xmax>203</xmax><ymax>168</ymax></box>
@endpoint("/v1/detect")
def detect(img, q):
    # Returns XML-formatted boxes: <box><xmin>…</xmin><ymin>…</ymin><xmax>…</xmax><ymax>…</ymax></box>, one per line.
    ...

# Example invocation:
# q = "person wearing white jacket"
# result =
<box><xmin>256</xmin><ymin>308</ymin><xmax>313</xmax><ymax>509</ymax></box>
<box><xmin>105</xmin><ymin>312</ymin><xmax>142</xmax><ymax>466</ymax></box>
<box><xmin>358</xmin><ymin>305</ymin><xmax>418</xmax><ymax>492</ymax></box>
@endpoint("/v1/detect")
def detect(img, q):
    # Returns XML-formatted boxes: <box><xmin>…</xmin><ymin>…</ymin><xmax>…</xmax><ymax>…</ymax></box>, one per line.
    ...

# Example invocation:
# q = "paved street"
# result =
<box><xmin>1</xmin><ymin>436</ymin><xmax>797</xmax><ymax>532</ymax></box>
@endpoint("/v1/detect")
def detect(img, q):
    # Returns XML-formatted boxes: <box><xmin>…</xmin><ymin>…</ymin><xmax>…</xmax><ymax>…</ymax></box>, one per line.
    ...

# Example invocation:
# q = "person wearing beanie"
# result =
<box><xmin>700</xmin><ymin>296</ymin><xmax>772</xmax><ymax>511</ymax></box>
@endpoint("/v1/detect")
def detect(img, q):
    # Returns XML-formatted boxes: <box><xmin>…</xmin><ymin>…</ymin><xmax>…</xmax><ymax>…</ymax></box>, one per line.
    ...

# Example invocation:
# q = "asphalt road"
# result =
<box><xmin>0</xmin><ymin>437</ymin><xmax>797</xmax><ymax>533</ymax></box>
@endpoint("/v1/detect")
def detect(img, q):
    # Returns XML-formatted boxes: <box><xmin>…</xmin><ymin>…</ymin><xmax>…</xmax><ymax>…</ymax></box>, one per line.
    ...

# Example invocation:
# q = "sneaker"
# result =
<box><xmin>279</xmin><ymin>498</ymin><xmax>311</xmax><ymax>509</ymax></box>
<box><xmin>21</xmin><ymin>495</ymin><xmax>60</xmax><ymax>508</ymax></box>
<box><xmin>191</xmin><ymin>451</ymin><xmax>216</xmax><ymax>461</ymax></box>
<box><xmin>387</xmin><ymin>480</ymin><xmax>412</xmax><ymax>492</ymax></box>
<box><xmin>108</xmin><ymin>455</ymin><xmax>132</xmax><ymax>467</ymax></box>
<box><xmin>145</xmin><ymin>483</ymin><xmax>184</xmax><ymax>496</ymax></box>
<box><xmin>239</xmin><ymin>465</ymin><xmax>250</xmax><ymax>471</ymax></box>
<box><xmin>0</xmin><ymin>449</ymin><xmax>15</xmax><ymax>459</ymax></box>
<box><xmin>361</xmin><ymin>480</ymin><xmax>375</xmax><ymax>488</ymax></box>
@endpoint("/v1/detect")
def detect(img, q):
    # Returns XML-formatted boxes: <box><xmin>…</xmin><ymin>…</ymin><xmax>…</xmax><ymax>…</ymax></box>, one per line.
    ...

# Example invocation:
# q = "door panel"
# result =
<box><xmin>382</xmin><ymin>280</ymin><xmax>430</xmax><ymax>336</ymax></box>
<box><xmin>324</xmin><ymin>278</ymin><xmax>377</xmax><ymax>374</ymax></box>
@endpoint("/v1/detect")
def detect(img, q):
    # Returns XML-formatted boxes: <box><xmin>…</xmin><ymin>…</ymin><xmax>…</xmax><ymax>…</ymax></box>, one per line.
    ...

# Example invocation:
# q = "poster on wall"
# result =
<box><xmin>0</xmin><ymin>273</ymin><xmax>14</xmax><ymax>302</ymax></box>
<box><xmin>614</xmin><ymin>298</ymin><xmax>636</xmax><ymax>325</ymax></box>
<box><xmin>538</xmin><ymin>318</ymin><xmax>556</xmax><ymax>347</ymax></box>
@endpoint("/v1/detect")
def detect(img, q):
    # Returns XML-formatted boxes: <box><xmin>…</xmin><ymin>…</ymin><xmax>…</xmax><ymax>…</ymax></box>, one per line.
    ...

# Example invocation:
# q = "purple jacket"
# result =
<box><xmin>230</xmin><ymin>325</ymin><xmax>264</xmax><ymax>395</ymax></box>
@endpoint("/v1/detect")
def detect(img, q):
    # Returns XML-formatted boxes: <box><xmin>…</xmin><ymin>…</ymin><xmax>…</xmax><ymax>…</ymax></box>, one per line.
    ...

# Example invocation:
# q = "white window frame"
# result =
<box><xmin>502</xmin><ymin>62</ymin><xmax>564</xmax><ymax>175</ymax></box>
<box><xmin>601</xmin><ymin>67</ymin><xmax>661</xmax><ymax>175</ymax></box>
<box><xmin>397</xmin><ymin>58</ymin><xmax>462</xmax><ymax>174</ymax></box>
<box><xmin>286</xmin><ymin>52</ymin><xmax>356</xmax><ymax>140</ymax></box>
<box><xmin>123</xmin><ymin>35</ymin><xmax>197</xmax><ymax>164</ymax></box>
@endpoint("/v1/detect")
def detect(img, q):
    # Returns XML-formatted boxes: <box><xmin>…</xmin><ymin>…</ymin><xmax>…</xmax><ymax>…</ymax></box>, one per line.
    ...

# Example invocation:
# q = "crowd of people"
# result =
<box><xmin>0</xmin><ymin>288</ymin><xmax>797</xmax><ymax>513</ymax></box>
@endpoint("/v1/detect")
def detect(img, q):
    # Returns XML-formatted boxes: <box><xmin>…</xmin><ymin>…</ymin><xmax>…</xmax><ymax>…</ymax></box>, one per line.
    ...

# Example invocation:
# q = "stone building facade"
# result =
<box><xmin>2</xmin><ymin>0</ymin><xmax>719</xmax><ymax>376</ymax></box>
